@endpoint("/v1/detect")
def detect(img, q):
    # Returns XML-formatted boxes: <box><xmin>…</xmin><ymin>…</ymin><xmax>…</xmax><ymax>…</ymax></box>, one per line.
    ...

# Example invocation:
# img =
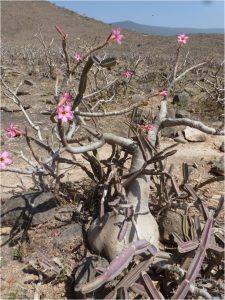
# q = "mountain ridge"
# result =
<box><xmin>1</xmin><ymin>1</ymin><xmax>224</xmax><ymax>61</ymax></box>
<box><xmin>110</xmin><ymin>20</ymin><xmax>224</xmax><ymax>36</ymax></box>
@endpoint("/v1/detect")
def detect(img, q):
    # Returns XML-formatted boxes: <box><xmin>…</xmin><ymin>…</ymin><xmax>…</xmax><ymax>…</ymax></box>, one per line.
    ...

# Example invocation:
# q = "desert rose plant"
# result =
<box><xmin>1</xmin><ymin>26</ymin><xmax>224</xmax><ymax>299</ymax></box>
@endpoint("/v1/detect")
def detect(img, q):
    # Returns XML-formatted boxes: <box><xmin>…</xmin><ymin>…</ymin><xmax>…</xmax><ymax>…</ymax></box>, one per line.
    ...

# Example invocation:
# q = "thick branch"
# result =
<box><xmin>99</xmin><ymin>133</ymin><xmax>137</xmax><ymax>151</ymax></box>
<box><xmin>173</xmin><ymin>61</ymin><xmax>208</xmax><ymax>84</ymax></box>
<box><xmin>148</xmin><ymin>100</ymin><xmax>168</xmax><ymax>146</ymax></box>
<box><xmin>60</xmin><ymin>126</ymin><xmax>137</xmax><ymax>154</ymax></box>
<box><xmin>161</xmin><ymin>117</ymin><xmax>224</xmax><ymax>136</ymax></box>
<box><xmin>60</xmin><ymin>136</ymin><xmax>106</xmax><ymax>154</ymax></box>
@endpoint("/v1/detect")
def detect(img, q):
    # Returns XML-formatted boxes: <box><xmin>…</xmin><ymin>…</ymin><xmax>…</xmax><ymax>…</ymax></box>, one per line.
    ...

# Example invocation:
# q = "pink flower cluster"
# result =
<box><xmin>154</xmin><ymin>90</ymin><xmax>169</xmax><ymax>97</ymax></box>
<box><xmin>74</xmin><ymin>52</ymin><xmax>81</xmax><ymax>62</ymax></box>
<box><xmin>0</xmin><ymin>151</ymin><xmax>13</xmax><ymax>170</ymax></box>
<box><xmin>139</xmin><ymin>123</ymin><xmax>155</xmax><ymax>133</ymax></box>
<box><xmin>109</xmin><ymin>28</ymin><xmax>124</xmax><ymax>45</ymax></box>
<box><xmin>177</xmin><ymin>34</ymin><xmax>189</xmax><ymax>45</ymax></box>
<box><xmin>4</xmin><ymin>123</ymin><xmax>23</xmax><ymax>138</ymax></box>
<box><xmin>56</xmin><ymin>105</ymin><xmax>74</xmax><ymax>123</ymax></box>
<box><xmin>122</xmin><ymin>70</ymin><xmax>135</xmax><ymax>78</ymax></box>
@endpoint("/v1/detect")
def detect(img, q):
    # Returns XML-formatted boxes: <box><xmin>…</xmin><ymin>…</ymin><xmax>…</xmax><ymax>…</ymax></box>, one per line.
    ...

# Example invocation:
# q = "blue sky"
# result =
<box><xmin>49</xmin><ymin>1</ymin><xmax>224</xmax><ymax>28</ymax></box>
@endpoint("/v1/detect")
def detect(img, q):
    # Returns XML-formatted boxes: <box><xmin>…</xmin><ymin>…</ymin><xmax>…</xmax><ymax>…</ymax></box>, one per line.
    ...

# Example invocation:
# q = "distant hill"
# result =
<box><xmin>110</xmin><ymin>21</ymin><xmax>224</xmax><ymax>36</ymax></box>
<box><xmin>1</xmin><ymin>1</ymin><xmax>224</xmax><ymax>61</ymax></box>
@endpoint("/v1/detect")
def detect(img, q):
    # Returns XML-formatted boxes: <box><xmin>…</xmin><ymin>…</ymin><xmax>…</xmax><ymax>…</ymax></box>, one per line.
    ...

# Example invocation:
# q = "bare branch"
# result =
<box><xmin>83</xmin><ymin>78</ymin><xmax>119</xmax><ymax>99</ymax></box>
<box><xmin>0</xmin><ymin>168</ymin><xmax>34</xmax><ymax>175</ymax></box>
<box><xmin>174</xmin><ymin>61</ymin><xmax>208</xmax><ymax>84</ymax></box>
<box><xmin>1</xmin><ymin>76</ymin><xmax>43</xmax><ymax>140</ymax></box>
<box><xmin>74</xmin><ymin>101</ymin><xmax>142</xmax><ymax>117</ymax></box>
<box><xmin>62</xmin><ymin>139</ymin><xmax>106</xmax><ymax>154</ymax></box>
<box><xmin>161</xmin><ymin>117</ymin><xmax>224</xmax><ymax>135</ymax></box>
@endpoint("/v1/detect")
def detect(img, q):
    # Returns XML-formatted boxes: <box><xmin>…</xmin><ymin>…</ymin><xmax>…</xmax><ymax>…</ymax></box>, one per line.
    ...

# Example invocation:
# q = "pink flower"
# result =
<box><xmin>177</xmin><ymin>34</ymin><xmax>189</xmax><ymax>45</ymax></box>
<box><xmin>74</xmin><ymin>52</ymin><xmax>81</xmax><ymax>62</ymax></box>
<box><xmin>57</xmin><ymin>92</ymin><xmax>72</xmax><ymax>107</ymax></box>
<box><xmin>109</xmin><ymin>28</ymin><xmax>124</xmax><ymax>45</ymax></box>
<box><xmin>122</xmin><ymin>70</ymin><xmax>135</xmax><ymax>78</ymax></box>
<box><xmin>154</xmin><ymin>90</ymin><xmax>169</xmax><ymax>97</ymax></box>
<box><xmin>4</xmin><ymin>123</ymin><xmax>23</xmax><ymax>138</ymax></box>
<box><xmin>62</xmin><ymin>92</ymin><xmax>72</xmax><ymax>102</ymax></box>
<box><xmin>56</xmin><ymin>105</ymin><xmax>74</xmax><ymax>123</ymax></box>
<box><xmin>0</xmin><ymin>151</ymin><xmax>13</xmax><ymax>170</ymax></box>
<box><xmin>143</xmin><ymin>123</ymin><xmax>155</xmax><ymax>132</ymax></box>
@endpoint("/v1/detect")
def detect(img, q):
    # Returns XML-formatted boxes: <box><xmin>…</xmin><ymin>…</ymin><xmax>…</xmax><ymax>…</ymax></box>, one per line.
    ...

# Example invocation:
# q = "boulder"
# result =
<box><xmin>161</xmin><ymin>127</ymin><xmax>178</xmax><ymax>138</ymax></box>
<box><xmin>184</xmin><ymin>127</ymin><xmax>207</xmax><ymax>142</ymax></box>
<box><xmin>53</xmin><ymin>223</ymin><xmax>82</xmax><ymax>250</ymax></box>
<box><xmin>172</xmin><ymin>91</ymin><xmax>191</xmax><ymax>108</ymax></box>
<box><xmin>1</xmin><ymin>191</ymin><xmax>57</xmax><ymax>226</ymax></box>
<box><xmin>158</xmin><ymin>210</ymin><xmax>184</xmax><ymax>242</ymax></box>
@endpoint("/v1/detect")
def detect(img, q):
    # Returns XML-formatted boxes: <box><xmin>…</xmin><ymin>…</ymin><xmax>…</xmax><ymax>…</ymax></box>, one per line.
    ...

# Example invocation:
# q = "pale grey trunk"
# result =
<box><xmin>87</xmin><ymin>101</ymin><xmax>167</xmax><ymax>261</ymax></box>
<box><xmin>88</xmin><ymin>145</ymin><xmax>159</xmax><ymax>261</ymax></box>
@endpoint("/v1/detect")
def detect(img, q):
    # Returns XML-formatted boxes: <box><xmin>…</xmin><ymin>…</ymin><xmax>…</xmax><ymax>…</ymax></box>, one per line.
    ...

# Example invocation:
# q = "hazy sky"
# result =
<box><xmin>49</xmin><ymin>1</ymin><xmax>224</xmax><ymax>28</ymax></box>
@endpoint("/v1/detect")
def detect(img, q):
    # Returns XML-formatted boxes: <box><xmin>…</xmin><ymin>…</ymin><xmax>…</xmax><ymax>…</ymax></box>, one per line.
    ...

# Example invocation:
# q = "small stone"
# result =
<box><xmin>16</xmin><ymin>90</ymin><xmax>30</xmax><ymax>96</ymax></box>
<box><xmin>24</xmin><ymin>79</ymin><xmax>35</xmax><ymax>86</ymax></box>
<box><xmin>130</xmin><ymin>94</ymin><xmax>145</xmax><ymax>104</ymax></box>
<box><xmin>175</xmin><ymin>109</ymin><xmax>191</xmax><ymax>119</ymax></box>
<box><xmin>174</xmin><ymin>135</ymin><xmax>187</xmax><ymax>143</ymax></box>
<box><xmin>1</xmin><ymin>227</ymin><xmax>12</xmax><ymax>235</ymax></box>
<box><xmin>210</xmin><ymin>157</ymin><xmax>224</xmax><ymax>176</ymax></box>
<box><xmin>184</xmin><ymin>127</ymin><xmax>207</xmax><ymax>142</ymax></box>
<box><xmin>219</xmin><ymin>141</ymin><xmax>224</xmax><ymax>152</ymax></box>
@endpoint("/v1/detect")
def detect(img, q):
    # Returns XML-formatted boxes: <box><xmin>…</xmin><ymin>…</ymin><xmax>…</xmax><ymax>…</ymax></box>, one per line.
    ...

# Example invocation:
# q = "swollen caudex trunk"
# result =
<box><xmin>88</xmin><ymin>143</ymin><xmax>159</xmax><ymax>261</ymax></box>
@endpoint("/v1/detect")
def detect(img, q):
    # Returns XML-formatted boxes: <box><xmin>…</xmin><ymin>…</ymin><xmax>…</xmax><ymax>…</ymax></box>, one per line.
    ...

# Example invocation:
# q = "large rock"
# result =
<box><xmin>184</xmin><ymin>127</ymin><xmax>207</xmax><ymax>142</ymax></box>
<box><xmin>1</xmin><ymin>191</ymin><xmax>57</xmax><ymax>226</ymax></box>
<box><xmin>53</xmin><ymin>223</ymin><xmax>82</xmax><ymax>250</ymax></box>
<box><xmin>172</xmin><ymin>91</ymin><xmax>191</xmax><ymax>108</ymax></box>
<box><xmin>161</xmin><ymin>127</ymin><xmax>178</xmax><ymax>138</ymax></box>
<box><xmin>158</xmin><ymin>210</ymin><xmax>184</xmax><ymax>242</ymax></box>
